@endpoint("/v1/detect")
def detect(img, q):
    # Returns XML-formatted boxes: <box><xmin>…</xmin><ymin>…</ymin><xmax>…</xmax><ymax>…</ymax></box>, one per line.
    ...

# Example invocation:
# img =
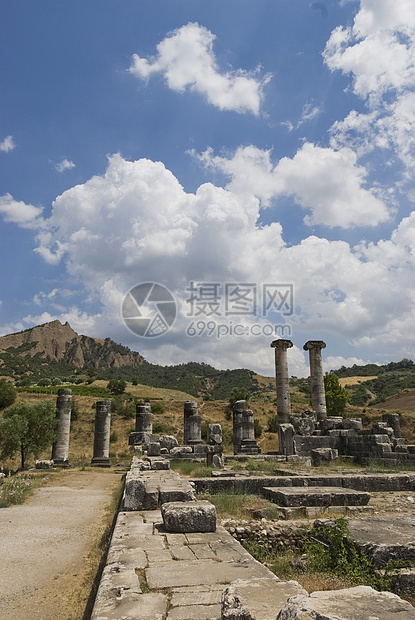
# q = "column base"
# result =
<box><xmin>52</xmin><ymin>458</ymin><xmax>70</xmax><ymax>468</ymax></box>
<box><xmin>91</xmin><ymin>457</ymin><xmax>111</xmax><ymax>468</ymax></box>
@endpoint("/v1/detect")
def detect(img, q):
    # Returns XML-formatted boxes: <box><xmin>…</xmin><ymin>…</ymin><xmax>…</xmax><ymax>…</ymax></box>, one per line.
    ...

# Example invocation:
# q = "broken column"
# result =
<box><xmin>91</xmin><ymin>400</ymin><xmax>111</xmax><ymax>467</ymax></box>
<box><xmin>240</xmin><ymin>408</ymin><xmax>261</xmax><ymax>454</ymax></box>
<box><xmin>206</xmin><ymin>423</ymin><xmax>224</xmax><ymax>468</ymax></box>
<box><xmin>129</xmin><ymin>402</ymin><xmax>152</xmax><ymax>445</ymax></box>
<box><xmin>304</xmin><ymin>340</ymin><xmax>327</xmax><ymax>421</ymax></box>
<box><xmin>232</xmin><ymin>400</ymin><xmax>245</xmax><ymax>454</ymax></box>
<box><xmin>271</xmin><ymin>339</ymin><xmax>293</xmax><ymax>424</ymax></box>
<box><xmin>51</xmin><ymin>388</ymin><xmax>72</xmax><ymax>467</ymax></box>
<box><xmin>183</xmin><ymin>400</ymin><xmax>202</xmax><ymax>446</ymax></box>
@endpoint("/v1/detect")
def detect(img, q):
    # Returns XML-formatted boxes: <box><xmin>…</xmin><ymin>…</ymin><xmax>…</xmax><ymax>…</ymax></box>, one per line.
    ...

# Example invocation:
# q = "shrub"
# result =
<box><xmin>254</xmin><ymin>418</ymin><xmax>263</xmax><ymax>439</ymax></box>
<box><xmin>37</xmin><ymin>378</ymin><xmax>51</xmax><ymax>387</ymax></box>
<box><xmin>150</xmin><ymin>401</ymin><xmax>165</xmax><ymax>414</ymax></box>
<box><xmin>107</xmin><ymin>378</ymin><xmax>127</xmax><ymax>395</ymax></box>
<box><xmin>0</xmin><ymin>379</ymin><xmax>17</xmax><ymax>410</ymax></box>
<box><xmin>266</xmin><ymin>414</ymin><xmax>279</xmax><ymax>433</ymax></box>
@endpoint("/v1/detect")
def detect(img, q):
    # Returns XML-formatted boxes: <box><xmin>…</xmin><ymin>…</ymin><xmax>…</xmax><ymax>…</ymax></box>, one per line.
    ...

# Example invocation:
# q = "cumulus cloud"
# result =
<box><xmin>15</xmin><ymin>152</ymin><xmax>413</xmax><ymax>374</ymax></box>
<box><xmin>194</xmin><ymin>143</ymin><xmax>390</xmax><ymax>227</ymax></box>
<box><xmin>54</xmin><ymin>158</ymin><xmax>76</xmax><ymax>173</ymax></box>
<box><xmin>324</xmin><ymin>0</ymin><xmax>415</xmax><ymax>176</ymax></box>
<box><xmin>129</xmin><ymin>22</ymin><xmax>269</xmax><ymax>114</ymax></box>
<box><xmin>323</xmin><ymin>0</ymin><xmax>415</xmax><ymax>101</ymax></box>
<box><xmin>0</xmin><ymin>193</ymin><xmax>44</xmax><ymax>228</ymax></box>
<box><xmin>0</xmin><ymin>136</ymin><xmax>15</xmax><ymax>152</ymax></box>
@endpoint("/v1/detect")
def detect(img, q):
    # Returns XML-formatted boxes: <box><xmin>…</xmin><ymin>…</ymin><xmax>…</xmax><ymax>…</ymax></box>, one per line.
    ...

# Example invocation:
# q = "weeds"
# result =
<box><xmin>0</xmin><ymin>473</ymin><xmax>33</xmax><ymax>507</ymax></box>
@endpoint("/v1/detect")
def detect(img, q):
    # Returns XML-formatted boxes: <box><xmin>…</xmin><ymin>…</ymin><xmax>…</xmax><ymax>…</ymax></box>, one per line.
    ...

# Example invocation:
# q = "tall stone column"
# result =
<box><xmin>304</xmin><ymin>340</ymin><xmax>327</xmax><ymax>421</ymax></box>
<box><xmin>271</xmin><ymin>339</ymin><xmax>293</xmax><ymax>424</ymax></box>
<box><xmin>136</xmin><ymin>402</ymin><xmax>152</xmax><ymax>436</ymax></box>
<box><xmin>91</xmin><ymin>400</ymin><xmax>111</xmax><ymax>467</ymax></box>
<box><xmin>232</xmin><ymin>400</ymin><xmax>245</xmax><ymax>455</ymax></box>
<box><xmin>184</xmin><ymin>401</ymin><xmax>202</xmax><ymax>445</ymax></box>
<box><xmin>51</xmin><ymin>388</ymin><xmax>72</xmax><ymax>467</ymax></box>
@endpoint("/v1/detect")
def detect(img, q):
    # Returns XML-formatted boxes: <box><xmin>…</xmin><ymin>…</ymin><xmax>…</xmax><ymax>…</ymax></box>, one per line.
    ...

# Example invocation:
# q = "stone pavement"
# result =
<box><xmin>91</xmin><ymin>507</ymin><xmax>307</xmax><ymax>619</ymax></box>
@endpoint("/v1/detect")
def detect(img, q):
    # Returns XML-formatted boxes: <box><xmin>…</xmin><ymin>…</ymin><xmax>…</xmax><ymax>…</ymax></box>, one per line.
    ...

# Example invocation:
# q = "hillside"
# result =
<box><xmin>331</xmin><ymin>359</ymin><xmax>415</xmax><ymax>407</ymax></box>
<box><xmin>0</xmin><ymin>321</ymin><xmax>262</xmax><ymax>399</ymax></box>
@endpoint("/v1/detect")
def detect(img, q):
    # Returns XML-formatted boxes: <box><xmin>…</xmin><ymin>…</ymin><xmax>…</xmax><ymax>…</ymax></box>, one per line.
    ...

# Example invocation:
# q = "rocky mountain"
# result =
<box><xmin>0</xmin><ymin>320</ymin><xmax>145</xmax><ymax>372</ymax></box>
<box><xmin>0</xmin><ymin>321</ymin><xmax>263</xmax><ymax>398</ymax></box>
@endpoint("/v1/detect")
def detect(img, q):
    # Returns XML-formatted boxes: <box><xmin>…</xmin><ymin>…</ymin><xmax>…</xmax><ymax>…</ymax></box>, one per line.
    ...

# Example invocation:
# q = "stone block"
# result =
<box><xmin>221</xmin><ymin>577</ymin><xmax>307</xmax><ymax>620</ymax></box>
<box><xmin>263</xmin><ymin>486</ymin><xmax>370</xmax><ymax>507</ymax></box>
<box><xmin>147</xmin><ymin>442</ymin><xmax>161</xmax><ymax>456</ymax></box>
<box><xmin>311</xmin><ymin>448</ymin><xmax>338</xmax><ymax>466</ymax></box>
<box><xmin>159</xmin><ymin>486</ymin><xmax>196</xmax><ymax>504</ymax></box>
<box><xmin>170</xmin><ymin>446</ymin><xmax>193</xmax><ymax>456</ymax></box>
<box><xmin>192</xmin><ymin>444</ymin><xmax>208</xmax><ymax>455</ymax></box>
<box><xmin>148</xmin><ymin>457</ymin><xmax>170</xmax><ymax>470</ymax></box>
<box><xmin>212</xmin><ymin>453</ymin><xmax>225</xmax><ymax>468</ymax></box>
<box><xmin>276</xmin><ymin>585</ymin><xmax>415</xmax><ymax>619</ymax></box>
<box><xmin>289</xmin><ymin>412</ymin><xmax>316</xmax><ymax>435</ymax></box>
<box><xmin>161</xmin><ymin>500</ymin><xmax>216</xmax><ymax>533</ymax></box>
<box><xmin>342</xmin><ymin>418</ymin><xmax>362</xmax><ymax>431</ymax></box>
<box><xmin>159</xmin><ymin>435</ymin><xmax>179</xmax><ymax>451</ymax></box>
<box><xmin>123</xmin><ymin>476</ymin><xmax>147</xmax><ymax>510</ymax></box>
<box><xmin>35</xmin><ymin>459</ymin><xmax>54</xmax><ymax>469</ymax></box>
<box><xmin>207</xmin><ymin>423</ymin><xmax>222</xmax><ymax>445</ymax></box>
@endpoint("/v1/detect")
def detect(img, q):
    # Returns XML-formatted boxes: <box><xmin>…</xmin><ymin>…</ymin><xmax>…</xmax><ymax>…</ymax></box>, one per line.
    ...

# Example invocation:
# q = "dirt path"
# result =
<box><xmin>0</xmin><ymin>469</ymin><xmax>123</xmax><ymax>620</ymax></box>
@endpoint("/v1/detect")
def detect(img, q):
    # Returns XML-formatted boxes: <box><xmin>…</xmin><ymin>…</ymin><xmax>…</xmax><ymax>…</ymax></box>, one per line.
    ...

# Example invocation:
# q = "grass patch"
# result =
<box><xmin>0</xmin><ymin>473</ymin><xmax>33</xmax><ymax>507</ymax></box>
<box><xmin>170</xmin><ymin>460</ymin><xmax>218</xmax><ymax>478</ymax></box>
<box><xmin>199</xmin><ymin>490</ymin><xmax>273</xmax><ymax>519</ymax></box>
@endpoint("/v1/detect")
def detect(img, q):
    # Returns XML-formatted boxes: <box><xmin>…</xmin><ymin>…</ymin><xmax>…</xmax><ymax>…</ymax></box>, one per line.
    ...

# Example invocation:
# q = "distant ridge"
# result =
<box><xmin>0</xmin><ymin>320</ymin><xmax>265</xmax><ymax>399</ymax></box>
<box><xmin>0</xmin><ymin>320</ymin><xmax>145</xmax><ymax>370</ymax></box>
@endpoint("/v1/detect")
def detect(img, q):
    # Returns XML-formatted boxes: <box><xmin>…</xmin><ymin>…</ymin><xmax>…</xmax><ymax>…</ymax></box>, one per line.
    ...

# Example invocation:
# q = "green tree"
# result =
<box><xmin>324</xmin><ymin>372</ymin><xmax>350</xmax><ymax>416</ymax></box>
<box><xmin>107</xmin><ymin>378</ymin><xmax>127</xmax><ymax>395</ymax></box>
<box><xmin>0</xmin><ymin>400</ymin><xmax>57</xmax><ymax>469</ymax></box>
<box><xmin>0</xmin><ymin>379</ymin><xmax>17</xmax><ymax>410</ymax></box>
<box><xmin>229</xmin><ymin>386</ymin><xmax>251</xmax><ymax>409</ymax></box>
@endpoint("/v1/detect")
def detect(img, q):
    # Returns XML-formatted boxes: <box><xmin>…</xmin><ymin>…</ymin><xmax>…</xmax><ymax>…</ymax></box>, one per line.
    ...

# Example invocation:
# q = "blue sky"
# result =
<box><xmin>1</xmin><ymin>0</ymin><xmax>415</xmax><ymax>377</ymax></box>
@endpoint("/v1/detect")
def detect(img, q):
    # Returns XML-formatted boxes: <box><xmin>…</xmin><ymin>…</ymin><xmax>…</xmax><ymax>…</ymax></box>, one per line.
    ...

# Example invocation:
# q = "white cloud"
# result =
<box><xmin>324</xmin><ymin>1</ymin><xmax>415</xmax><ymax>177</ymax></box>
<box><xmin>18</xmin><ymin>152</ymin><xmax>414</xmax><ymax>375</ymax></box>
<box><xmin>323</xmin><ymin>1</ymin><xmax>415</xmax><ymax>101</ymax></box>
<box><xmin>129</xmin><ymin>22</ymin><xmax>269</xmax><ymax>115</ymax></box>
<box><xmin>54</xmin><ymin>158</ymin><xmax>76</xmax><ymax>173</ymax></box>
<box><xmin>0</xmin><ymin>193</ymin><xmax>44</xmax><ymax>228</ymax></box>
<box><xmin>0</xmin><ymin>136</ymin><xmax>15</xmax><ymax>152</ymax></box>
<box><xmin>194</xmin><ymin>143</ymin><xmax>390</xmax><ymax>228</ymax></box>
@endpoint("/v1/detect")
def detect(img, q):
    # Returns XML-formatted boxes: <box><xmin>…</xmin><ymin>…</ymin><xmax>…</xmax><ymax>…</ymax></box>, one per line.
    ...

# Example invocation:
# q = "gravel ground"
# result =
<box><xmin>0</xmin><ymin>469</ymin><xmax>122</xmax><ymax>620</ymax></box>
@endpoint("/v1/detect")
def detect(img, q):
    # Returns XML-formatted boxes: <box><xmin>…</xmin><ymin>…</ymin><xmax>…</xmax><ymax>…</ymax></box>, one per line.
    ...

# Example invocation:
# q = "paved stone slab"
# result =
<box><xmin>171</xmin><ymin>588</ymin><xmax>223</xmax><ymax>606</ymax></box>
<box><xmin>188</xmin><ymin>543</ymin><xmax>217</xmax><ymax>559</ymax></box>
<box><xmin>222</xmin><ymin>578</ymin><xmax>307</xmax><ymax>620</ymax></box>
<box><xmin>263</xmin><ymin>486</ymin><xmax>370</xmax><ymax>507</ymax></box>
<box><xmin>146</xmin><ymin>558</ymin><xmax>275</xmax><ymax>589</ymax></box>
<box><xmin>168</xmin><ymin>603</ymin><xmax>222</xmax><ymax>619</ymax></box>
<box><xmin>169</xmin><ymin>544</ymin><xmax>196</xmax><ymax>560</ymax></box>
<box><xmin>91</xmin><ymin>592</ymin><xmax>168</xmax><ymax>620</ymax></box>
<box><xmin>348</xmin><ymin>515</ymin><xmax>415</xmax><ymax>566</ymax></box>
<box><xmin>276</xmin><ymin>585</ymin><xmax>415</xmax><ymax>619</ymax></box>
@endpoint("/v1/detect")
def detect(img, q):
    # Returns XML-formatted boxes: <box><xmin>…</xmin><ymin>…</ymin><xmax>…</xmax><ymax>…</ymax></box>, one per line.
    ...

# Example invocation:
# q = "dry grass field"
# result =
<box><xmin>1</xmin><ymin>375</ymin><xmax>413</xmax><ymax>470</ymax></box>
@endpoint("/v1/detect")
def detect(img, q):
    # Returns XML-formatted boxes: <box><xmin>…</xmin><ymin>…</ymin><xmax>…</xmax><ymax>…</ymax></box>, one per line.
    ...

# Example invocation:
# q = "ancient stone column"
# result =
<box><xmin>240</xmin><ymin>408</ymin><xmax>261</xmax><ymax>455</ymax></box>
<box><xmin>232</xmin><ymin>400</ymin><xmax>245</xmax><ymax>455</ymax></box>
<box><xmin>129</xmin><ymin>402</ymin><xmax>153</xmax><ymax>446</ymax></box>
<box><xmin>183</xmin><ymin>400</ymin><xmax>202</xmax><ymax>445</ymax></box>
<box><xmin>304</xmin><ymin>340</ymin><xmax>327</xmax><ymax>421</ymax></box>
<box><xmin>91</xmin><ymin>400</ymin><xmax>111</xmax><ymax>467</ymax></box>
<box><xmin>242</xmin><ymin>409</ymin><xmax>255</xmax><ymax>441</ymax></box>
<box><xmin>51</xmin><ymin>388</ymin><xmax>72</xmax><ymax>467</ymax></box>
<box><xmin>271</xmin><ymin>339</ymin><xmax>293</xmax><ymax>424</ymax></box>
